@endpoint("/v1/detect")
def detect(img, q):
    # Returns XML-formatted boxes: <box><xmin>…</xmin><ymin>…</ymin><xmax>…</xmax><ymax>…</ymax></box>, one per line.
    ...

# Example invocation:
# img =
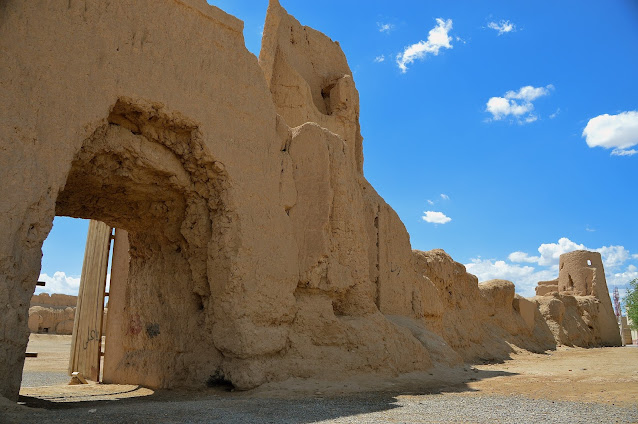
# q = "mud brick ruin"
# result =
<box><xmin>0</xmin><ymin>0</ymin><xmax>621</xmax><ymax>401</ymax></box>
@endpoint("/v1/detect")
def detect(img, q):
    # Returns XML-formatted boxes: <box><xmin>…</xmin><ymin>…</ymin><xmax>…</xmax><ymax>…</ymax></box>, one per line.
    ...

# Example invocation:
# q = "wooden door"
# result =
<box><xmin>68</xmin><ymin>220</ymin><xmax>112</xmax><ymax>381</ymax></box>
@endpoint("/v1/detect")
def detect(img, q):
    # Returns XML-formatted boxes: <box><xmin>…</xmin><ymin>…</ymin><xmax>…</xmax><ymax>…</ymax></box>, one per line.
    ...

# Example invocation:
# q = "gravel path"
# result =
<box><xmin>3</xmin><ymin>392</ymin><xmax>637</xmax><ymax>424</ymax></box>
<box><xmin>21</xmin><ymin>371</ymin><xmax>70</xmax><ymax>388</ymax></box>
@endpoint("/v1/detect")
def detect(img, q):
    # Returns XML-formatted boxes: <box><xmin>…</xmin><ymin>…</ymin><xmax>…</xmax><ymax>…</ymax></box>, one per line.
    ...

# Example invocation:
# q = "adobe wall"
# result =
<box><xmin>30</xmin><ymin>293</ymin><xmax>77</xmax><ymax>309</ymax></box>
<box><xmin>0</xmin><ymin>0</ymin><xmax>622</xmax><ymax>402</ymax></box>
<box><xmin>0</xmin><ymin>0</ymin><xmax>298</xmax><ymax>399</ymax></box>
<box><xmin>558</xmin><ymin>250</ymin><xmax>603</xmax><ymax>295</ymax></box>
<box><xmin>534</xmin><ymin>250</ymin><xmax>621</xmax><ymax>347</ymax></box>
<box><xmin>1</xmin><ymin>0</ymin><xmax>441</xmax><ymax>398</ymax></box>
<box><xmin>27</xmin><ymin>306</ymin><xmax>75</xmax><ymax>335</ymax></box>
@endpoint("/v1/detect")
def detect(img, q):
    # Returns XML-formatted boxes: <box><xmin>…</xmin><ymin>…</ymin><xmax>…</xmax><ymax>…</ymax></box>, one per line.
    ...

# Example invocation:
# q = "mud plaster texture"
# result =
<box><xmin>27</xmin><ymin>294</ymin><xmax>78</xmax><ymax>335</ymax></box>
<box><xmin>534</xmin><ymin>251</ymin><xmax>621</xmax><ymax>347</ymax></box>
<box><xmin>0</xmin><ymin>0</ymin><xmax>621</xmax><ymax>402</ymax></box>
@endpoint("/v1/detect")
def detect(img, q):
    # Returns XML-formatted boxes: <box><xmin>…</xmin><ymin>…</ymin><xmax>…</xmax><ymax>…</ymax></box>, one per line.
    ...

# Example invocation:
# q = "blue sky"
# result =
<box><xmin>39</xmin><ymin>0</ymin><xmax>637</xmax><ymax>301</ymax></box>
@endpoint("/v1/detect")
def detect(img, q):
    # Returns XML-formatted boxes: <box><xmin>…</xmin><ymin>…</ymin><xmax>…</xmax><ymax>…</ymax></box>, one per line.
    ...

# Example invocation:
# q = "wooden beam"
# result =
<box><xmin>36</xmin><ymin>281</ymin><xmax>46</xmax><ymax>286</ymax></box>
<box><xmin>69</xmin><ymin>220</ymin><xmax>112</xmax><ymax>382</ymax></box>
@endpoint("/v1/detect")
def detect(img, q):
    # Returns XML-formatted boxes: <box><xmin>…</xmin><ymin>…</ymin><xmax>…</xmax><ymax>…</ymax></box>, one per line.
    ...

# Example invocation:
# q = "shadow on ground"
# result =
<box><xmin>5</xmin><ymin>368</ymin><xmax>516</xmax><ymax>424</ymax></box>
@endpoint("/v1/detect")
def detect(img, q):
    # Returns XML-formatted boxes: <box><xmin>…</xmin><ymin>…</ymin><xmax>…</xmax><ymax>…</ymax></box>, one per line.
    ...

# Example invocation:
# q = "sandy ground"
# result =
<box><xmin>21</xmin><ymin>334</ymin><xmax>73</xmax><ymax>387</ymax></box>
<box><xmin>468</xmin><ymin>346</ymin><xmax>638</xmax><ymax>406</ymax></box>
<box><xmin>2</xmin><ymin>334</ymin><xmax>637</xmax><ymax>423</ymax></box>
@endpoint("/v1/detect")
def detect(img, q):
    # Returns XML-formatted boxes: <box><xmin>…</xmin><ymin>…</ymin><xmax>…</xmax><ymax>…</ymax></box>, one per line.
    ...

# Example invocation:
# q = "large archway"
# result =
<box><xmin>54</xmin><ymin>99</ymin><xmax>233</xmax><ymax>388</ymax></box>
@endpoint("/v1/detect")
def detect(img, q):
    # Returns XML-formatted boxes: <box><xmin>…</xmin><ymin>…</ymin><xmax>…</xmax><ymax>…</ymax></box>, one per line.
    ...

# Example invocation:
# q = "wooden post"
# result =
<box><xmin>69</xmin><ymin>220</ymin><xmax>112</xmax><ymax>382</ymax></box>
<box><xmin>102</xmin><ymin>229</ymin><xmax>130</xmax><ymax>383</ymax></box>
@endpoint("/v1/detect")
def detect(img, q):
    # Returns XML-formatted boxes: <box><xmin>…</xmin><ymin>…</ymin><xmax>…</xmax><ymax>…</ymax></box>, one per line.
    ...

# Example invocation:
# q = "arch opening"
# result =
<box><xmin>51</xmin><ymin>99</ymin><xmax>232</xmax><ymax>388</ymax></box>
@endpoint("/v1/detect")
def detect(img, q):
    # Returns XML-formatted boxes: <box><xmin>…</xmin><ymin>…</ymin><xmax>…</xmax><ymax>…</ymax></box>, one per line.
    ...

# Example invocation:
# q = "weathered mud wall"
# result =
<box><xmin>413</xmin><ymin>250</ymin><xmax>556</xmax><ymax>362</ymax></box>
<box><xmin>0</xmin><ymin>0</ymin><xmax>297</xmax><ymax>399</ymax></box>
<box><xmin>30</xmin><ymin>293</ymin><xmax>77</xmax><ymax>309</ymax></box>
<box><xmin>27</xmin><ymin>306</ymin><xmax>75</xmax><ymax>335</ymax></box>
<box><xmin>0</xmin><ymin>0</ymin><xmax>621</xmax><ymax>402</ymax></box>
<box><xmin>27</xmin><ymin>294</ymin><xmax>78</xmax><ymax>334</ymax></box>
<box><xmin>534</xmin><ymin>251</ymin><xmax>621</xmax><ymax>347</ymax></box>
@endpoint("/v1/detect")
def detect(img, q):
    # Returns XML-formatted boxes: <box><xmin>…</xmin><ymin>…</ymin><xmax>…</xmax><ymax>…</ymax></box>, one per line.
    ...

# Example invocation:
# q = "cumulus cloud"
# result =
<box><xmin>607</xmin><ymin>264</ymin><xmax>638</xmax><ymax>288</ymax></box>
<box><xmin>422</xmin><ymin>211</ymin><xmax>452</xmax><ymax>224</ymax></box>
<box><xmin>596</xmin><ymin>245</ymin><xmax>630</xmax><ymax>268</ymax></box>
<box><xmin>396</xmin><ymin>18</ymin><xmax>453</xmax><ymax>73</ymax></box>
<box><xmin>374</xmin><ymin>55</ymin><xmax>385</xmax><ymax>63</ymax></box>
<box><xmin>535</xmin><ymin>238</ymin><xmax>586</xmax><ymax>266</ymax></box>
<box><xmin>465</xmin><ymin>258</ymin><xmax>557</xmax><ymax>297</ymax></box>
<box><xmin>440</xmin><ymin>193</ymin><xmax>450</xmax><ymax>200</ymax></box>
<box><xmin>582</xmin><ymin>111</ymin><xmax>638</xmax><ymax>156</ymax></box>
<box><xmin>487</xmin><ymin>20</ymin><xmax>516</xmax><ymax>35</ymax></box>
<box><xmin>36</xmin><ymin>272</ymin><xmax>81</xmax><ymax>296</ymax></box>
<box><xmin>466</xmin><ymin>237</ymin><xmax>637</xmax><ymax>297</ymax></box>
<box><xmin>508</xmin><ymin>251</ymin><xmax>540</xmax><ymax>263</ymax></box>
<box><xmin>506</xmin><ymin>85</ymin><xmax>553</xmax><ymax>102</ymax></box>
<box><xmin>531</xmin><ymin>238</ymin><xmax>628</xmax><ymax>268</ymax></box>
<box><xmin>378</xmin><ymin>22</ymin><xmax>395</xmax><ymax>33</ymax></box>
<box><xmin>427</xmin><ymin>199</ymin><xmax>435</xmax><ymax>205</ymax></box>
<box><xmin>485</xmin><ymin>85</ymin><xmax>553</xmax><ymax>123</ymax></box>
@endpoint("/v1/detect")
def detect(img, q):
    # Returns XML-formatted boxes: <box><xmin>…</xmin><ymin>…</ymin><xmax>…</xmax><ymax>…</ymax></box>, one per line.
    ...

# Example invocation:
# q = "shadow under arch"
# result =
<box><xmin>54</xmin><ymin>98</ymin><xmax>237</xmax><ymax>389</ymax></box>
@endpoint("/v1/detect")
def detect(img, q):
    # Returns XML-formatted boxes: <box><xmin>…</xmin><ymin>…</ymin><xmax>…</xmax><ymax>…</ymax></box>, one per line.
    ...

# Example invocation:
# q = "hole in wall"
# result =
<box><xmin>321</xmin><ymin>83</ymin><xmax>336</xmax><ymax>115</ymax></box>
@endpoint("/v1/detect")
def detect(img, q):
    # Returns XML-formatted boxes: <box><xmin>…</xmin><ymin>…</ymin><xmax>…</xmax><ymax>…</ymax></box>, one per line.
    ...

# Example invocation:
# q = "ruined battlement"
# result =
<box><xmin>0</xmin><ymin>0</ymin><xmax>621</xmax><ymax>402</ymax></box>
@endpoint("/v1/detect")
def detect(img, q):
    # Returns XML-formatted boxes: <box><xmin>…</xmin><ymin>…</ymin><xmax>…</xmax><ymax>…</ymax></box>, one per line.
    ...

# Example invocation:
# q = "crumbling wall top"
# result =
<box><xmin>558</xmin><ymin>250</ymin><xmax>604</xmax><ymax>296</ymax></box>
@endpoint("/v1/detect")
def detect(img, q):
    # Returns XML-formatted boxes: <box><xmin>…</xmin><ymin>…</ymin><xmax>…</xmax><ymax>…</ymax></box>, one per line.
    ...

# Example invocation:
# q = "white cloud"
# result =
<box><xmin>607</xmin><ymin>264</ymin><xmax>638</xmax><ymax>288</ymax></box>
<box><xmin>36</xmin><ymin>272</ymin><xmax>81</xmax><ymax>296</ymax></box>
<box><xmin>374</xmin><ymin>55</ymin><xmax>385</xmax><ymax>63</ymax></box>
<box><xmin>586</xmin><ymin>226</ymin><xmax>595</xmax><ymax>232</ymax></box>
<box><xmin>487</xmin><ymin>20</ymin><xmax>516</xmax><ymax>35</ymax></box>
<box><xmin>521</xmin><ymin>237</ymin><xmax>630</xmax><ymax>269</ymax></box>
<box><xmin>440</xmin><ymin>193</ymin><xmax>450</xmax><ymax>200</ymax></box>
<box><xmin>485</xmin><ymin>85</ymin><xmax>553</xmax><ymax>123</ymax></box>
<box><xmin>550</xmin><ymin>108</ymin><xmax>561</xmax><ymax>119</ymax></box>
<box><xmin>468</xmin><ymin>238</ymin><xmax>637</xmax><ymax>297</ymax></box>
<box><xmin>486</xmin><ymin>96</ymin><xmax>532</xmax><ymax>119</ymax></box>
<box><xmin>611</xmin><ymin>148</ymin><xmax>637</xmax><ymax>156</ymax></box>
<box><xmin>524</xmin><ymin>115</ymin><xmax>538</xmax><ymax>124</ymax></box>
<box><xmin>422</xmin><ymin>211</ymin><xmax>452</xmax><ymax>224</ymax></box>
<box><xmin>596</xmin><ymin>245</ymin><xmax>630</xmax><ymax>268</ymax></box>
<box><xmin>378</xmin><ymin>22</ymin><xmax>395</xmax><ymax>33</ymax></box>
<box><xmin>465</xmin><ymin>258</ymin><xmax>557</xmax><ymax>297</ymax></box>
<box><xmin>396</xmin><ymin>18</ymin><xmax>453</xmax><ymax>73</ymax></box>
<box><xmin>536</xmin><ymin>237</ymin><xmax>586</xmax><ymax>266</ymax></box>
<box><xmin>508</xmin><ymin>251</ymin><xmax>540</xmax><ymax>263</ymax></box>
<box><xmin>506</xmin><ymin>85</ymin><xmax>553</xmax><ymax>102</ymax></box>
<box><xmin>582</xmin><ymin>111</ymin><xmax>638</xmax><ymax>156</ymax></box>
<box><xmin>427</xmin><ymin>199</ymin><xmax>435</xmax><ymax>205</ymax></box>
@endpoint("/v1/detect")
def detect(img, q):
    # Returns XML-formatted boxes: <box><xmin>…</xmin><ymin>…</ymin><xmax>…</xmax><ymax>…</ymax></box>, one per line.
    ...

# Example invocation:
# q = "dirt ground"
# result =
<box><xmin>3</xmin><ymin>334</ymin><xmax>638</xmax><ymax>423</ymax></box>
<box><xmin>468</xmin><ymin>345</ymin><xmax>638</xmax><ymax>406</ymax></box>
<box><xmin>21</xmin><ymin>334</ymin><xmax>73</xmax><ymax>387</ymax></box>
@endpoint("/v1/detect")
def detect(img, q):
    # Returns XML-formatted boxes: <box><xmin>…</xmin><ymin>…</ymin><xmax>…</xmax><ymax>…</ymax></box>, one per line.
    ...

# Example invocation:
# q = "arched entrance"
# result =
<box><xmin>53</xmin><ymin>99</ymin><xmax>232</xmax><ymax>388</ymax></box>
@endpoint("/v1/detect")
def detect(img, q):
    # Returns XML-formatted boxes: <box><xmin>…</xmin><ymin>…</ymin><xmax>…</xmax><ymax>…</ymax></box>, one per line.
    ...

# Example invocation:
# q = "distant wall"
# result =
<box><xmin>28</xmin><ymin>306</ymin><xmax>75</xmax><ymax>335</ymax></box>
<box><xmin>28</xmin><ymin>293</ymin><xmax>78</xmax><ymax>335</ymax></box>
<box><xmin>30</xmin><ymin>293</ymin><xmax>77</xmax><ymax>309</ymax></box>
